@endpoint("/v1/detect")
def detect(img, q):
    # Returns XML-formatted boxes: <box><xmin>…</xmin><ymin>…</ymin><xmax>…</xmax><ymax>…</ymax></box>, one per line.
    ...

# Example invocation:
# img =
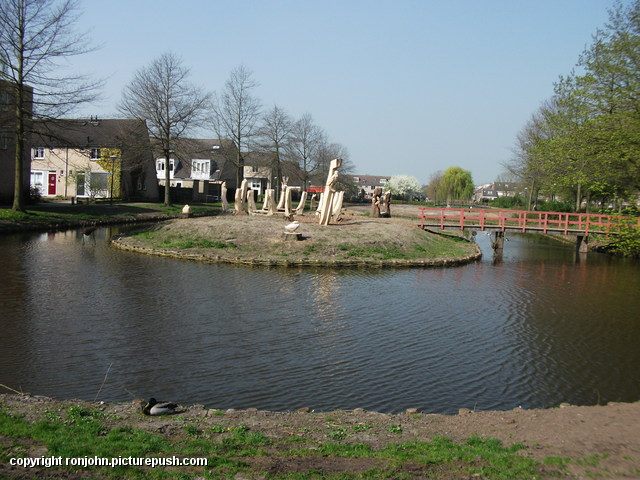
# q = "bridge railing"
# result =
<box><xmin>418</xmin><ymin>207</ymin><xmax>640</xmax><ymax>235</ymax></box>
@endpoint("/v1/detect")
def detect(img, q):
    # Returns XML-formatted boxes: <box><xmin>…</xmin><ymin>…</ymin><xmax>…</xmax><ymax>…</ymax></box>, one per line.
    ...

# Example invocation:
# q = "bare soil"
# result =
<box><xmin>1</xmin><ymin>394</ymin><xmax>639</xmax><ymax>479</ymax></box>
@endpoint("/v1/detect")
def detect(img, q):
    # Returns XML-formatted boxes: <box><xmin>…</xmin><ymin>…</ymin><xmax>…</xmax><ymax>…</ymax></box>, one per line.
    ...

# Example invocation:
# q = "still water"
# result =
<box><xmin>0</xmin><ymin>225</ymin><xmax>638</xmax><ymax>414</ymax></box>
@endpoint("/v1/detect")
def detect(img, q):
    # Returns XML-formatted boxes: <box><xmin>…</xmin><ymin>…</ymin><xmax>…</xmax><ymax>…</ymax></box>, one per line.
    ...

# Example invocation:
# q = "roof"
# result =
<box><xmin>243</xmin><ymin>151</ymin><xmax>274</xmax><ymax>167</ymax></box>
<box><xmin>31</xmin><ymin>118</ymin><xmax>148</xmax><ymax>148</ymax></box>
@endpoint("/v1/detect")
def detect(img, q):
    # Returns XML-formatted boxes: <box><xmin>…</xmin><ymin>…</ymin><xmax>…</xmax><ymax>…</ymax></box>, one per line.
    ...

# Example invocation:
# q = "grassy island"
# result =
<box><xmin>111</xmin><ymin>213</ymin><xmax>481</xmax><ymax>267</ymax></box>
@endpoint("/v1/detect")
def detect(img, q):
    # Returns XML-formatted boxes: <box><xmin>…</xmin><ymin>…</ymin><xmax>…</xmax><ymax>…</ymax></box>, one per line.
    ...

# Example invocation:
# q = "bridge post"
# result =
<box><xmin>576</xmin><ymin>235</ymin><xmax>589</xmax><ymax>253</ymax></box>
<box><xmin>492</xmin><ymin>231</ymin><xmax>504</xmax><ymax>251</ymax></box>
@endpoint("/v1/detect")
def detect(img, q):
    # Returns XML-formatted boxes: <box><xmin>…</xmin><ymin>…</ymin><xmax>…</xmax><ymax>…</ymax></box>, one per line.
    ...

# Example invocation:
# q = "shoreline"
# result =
<box><xmin>2</xmin><ymin>393</ymin><xmax>639</xmax><ymax>479</ymax></box>
<box><xmin>110</xmin><ymin>235</ymin><xmax>482</xmax><ymax>268</ymax></box>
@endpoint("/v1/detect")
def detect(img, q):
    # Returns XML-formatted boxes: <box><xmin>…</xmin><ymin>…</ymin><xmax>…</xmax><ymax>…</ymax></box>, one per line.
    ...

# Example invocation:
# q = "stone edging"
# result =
<box><xmin>110</xmin><ymin>237</ymin><xmax>482</xmax><ymax>268</ymax></box>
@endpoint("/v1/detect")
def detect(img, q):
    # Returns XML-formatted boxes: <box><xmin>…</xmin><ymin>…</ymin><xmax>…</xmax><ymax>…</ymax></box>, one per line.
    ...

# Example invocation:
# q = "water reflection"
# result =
<box><xmin>0</xmin><ymin>226</ymin><xmax>638</xmax><ymax>414</ymax></box>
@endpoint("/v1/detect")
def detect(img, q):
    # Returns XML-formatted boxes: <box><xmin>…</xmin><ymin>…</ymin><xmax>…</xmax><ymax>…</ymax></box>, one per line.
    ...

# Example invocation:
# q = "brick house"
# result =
<box><xmin>30</xmin><ymin>118</ymin><xmax>159</xmax><ymax>201</ymax></box>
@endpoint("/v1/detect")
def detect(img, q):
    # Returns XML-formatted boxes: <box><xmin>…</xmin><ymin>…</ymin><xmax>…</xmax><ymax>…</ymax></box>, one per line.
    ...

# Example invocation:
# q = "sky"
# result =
<box><xmin>71</xmin><ymin>0</ymin><xmax>626</xmax><ymax>186</ymax></box>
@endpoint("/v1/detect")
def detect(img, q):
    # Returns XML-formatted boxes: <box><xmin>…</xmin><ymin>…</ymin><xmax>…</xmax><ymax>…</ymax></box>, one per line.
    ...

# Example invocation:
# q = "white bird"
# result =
<box><xmin>284</xmin><ymin>221</ymin><xmax>300</xmax><ymax>233</ymax></box>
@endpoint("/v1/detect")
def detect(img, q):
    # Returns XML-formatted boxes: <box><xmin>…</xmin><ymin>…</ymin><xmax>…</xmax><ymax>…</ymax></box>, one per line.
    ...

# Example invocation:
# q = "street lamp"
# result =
<box><xmin>109</xmin><ymin>155</ymin><xmax>117</xmax><ymax>205</ymax></box>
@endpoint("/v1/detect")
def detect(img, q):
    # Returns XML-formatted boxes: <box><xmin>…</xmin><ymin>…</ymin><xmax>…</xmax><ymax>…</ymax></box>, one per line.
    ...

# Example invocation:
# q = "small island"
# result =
<box><xmin>111</xmin><ymin>212</ymin><xmax>481</xmax><ymax>268</ymax></box>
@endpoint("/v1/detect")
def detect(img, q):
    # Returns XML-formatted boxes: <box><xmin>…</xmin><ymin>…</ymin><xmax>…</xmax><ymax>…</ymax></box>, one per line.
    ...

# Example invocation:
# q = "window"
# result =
<box><xmin>0</xmin><ymin>90</ymin><xmax>10</xmax><ymax>111</ymax></box>
<box><xmin>251</xmin><ymin>165</ymin><xmax>259</xmax><ymax>173</ymax></box>
<box><xmin>76</xmin><ymin>171</ymin><xmax>108</xmax><ymax>198</ymax></box>
<box><xmin>33</xmin><ymin>147</ymin><xmax>45</xmax><ymax>159</ymax></box>
<box><xmin>192</xmin><ymin>159</ymin><xmax>210</xmax><ymax>179</ymax></box>
<box><xmin>90</xmin><ymin>148</ymin><xmax>101</xmax><ymax>160</ymax></box>
<box><xmin>0</xmin><ymin>132</ymin><xmax>9</xmax><ymax>150</ymax></box>
<box><xmin>30</xmin><ymin>171</ymin><xmax>44</xmax><ymax>190</ymax></box>
<box><xmin>379</xmin><ymin>178</ymin><xmax>387</xmax><ymax>184</ymax></box>
<box><xmin>90</xmin><ymin>172</ymin><xmax>108</xmax><ymax>194</ymax></box>
<box><xmin>156</xmin><ymin>158</ymin><xmax>175</xmax><ymax>179</ymax></box>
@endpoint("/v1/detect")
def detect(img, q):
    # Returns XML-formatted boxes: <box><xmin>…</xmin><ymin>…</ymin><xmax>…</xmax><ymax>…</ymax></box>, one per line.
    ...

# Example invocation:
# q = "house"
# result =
<box><xmin>242</xmin><ymin>151</ymin><xmax>274</xmax><ymax>196</ymax></box>
<box><xmin>473</xmin><ymin>182</ymin><xmax>526</xmax><ymax>203</ymax></box>
<box><xmin>351</xmin><ymin>174</ymin><xmax>390</xmax><ymax>199</ymax></box>
<box><xmin>153</xmin><ymin>138</ymin><xmax>237</xmax><ymax>202</ymax></box>
<box><xmin>473</xmin><ymin>183</ymin><xmax>498</xmax><ymax>203</ymax></box>
<box><xmin>30</xmin><ymin>118</ymin><xmax>158</xmax><ymax>202</ymax></box>
<box><xmin>152</xmin><ymin>139</ymin><xmax>310</xmax><ymax>203</ymax></box>
<box><xmin>0</xmin><ymin>79</ymin><xmax>33</xmax><ymax>204</ymax></box>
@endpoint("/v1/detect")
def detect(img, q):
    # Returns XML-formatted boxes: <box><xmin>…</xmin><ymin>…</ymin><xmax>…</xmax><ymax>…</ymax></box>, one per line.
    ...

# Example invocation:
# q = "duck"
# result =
<box><xmin>142</xmin><ymin>398</ymin><xmax>179</xmax><ymax>416</ymax></box>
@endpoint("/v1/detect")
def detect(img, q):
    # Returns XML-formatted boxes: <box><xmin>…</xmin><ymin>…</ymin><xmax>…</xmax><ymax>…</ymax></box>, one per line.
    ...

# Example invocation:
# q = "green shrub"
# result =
<box><xmin>602</xmin><ymin>219</ymin><xmax>640</xmax><ymax>257</ymax></box>
<box><xmin>489</xmin><ymin>196</ymin><xmax>526</xmax><ymax>209</ymax></box>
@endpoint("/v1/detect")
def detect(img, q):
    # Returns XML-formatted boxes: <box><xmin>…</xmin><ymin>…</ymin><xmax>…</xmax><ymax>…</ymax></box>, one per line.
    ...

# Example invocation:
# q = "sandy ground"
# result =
<box><xmin>1</xmin><ymin>394</ymin><xmax>639</xmax><ymax>479</ymax></box>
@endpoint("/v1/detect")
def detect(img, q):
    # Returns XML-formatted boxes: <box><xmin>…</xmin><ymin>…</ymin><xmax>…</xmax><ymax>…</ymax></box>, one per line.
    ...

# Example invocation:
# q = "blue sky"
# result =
<box><xmin>74</xmin><ymin>0</ymin><xmax>624</xmax><ymax>185</ymax></box>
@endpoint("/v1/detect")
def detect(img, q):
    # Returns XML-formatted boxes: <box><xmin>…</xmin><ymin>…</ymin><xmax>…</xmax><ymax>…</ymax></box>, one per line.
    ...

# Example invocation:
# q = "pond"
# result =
<box><xmin>0</xmin><ymin>224</ymin><xmax>638</xmax><ymax>414</ymax></box>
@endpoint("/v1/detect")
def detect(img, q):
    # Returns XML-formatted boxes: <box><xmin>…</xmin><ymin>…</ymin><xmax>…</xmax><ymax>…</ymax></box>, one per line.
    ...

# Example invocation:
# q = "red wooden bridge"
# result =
<box><xmin>419</xmin><ymin>207</ymin><xmax>639</xmax><ymax>251</ymax></box>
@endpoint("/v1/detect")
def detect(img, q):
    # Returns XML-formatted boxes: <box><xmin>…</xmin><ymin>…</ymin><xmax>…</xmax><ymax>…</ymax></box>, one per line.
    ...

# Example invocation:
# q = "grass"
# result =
<box><xmin>0</xmin><ymin>207</ymin><xmax>107</xmax><ymax>222</ymax></box>
<box><xmin>0</xmin><ymin>405</ymin><xmax>546</xmax><ymax>479</ymax></box>
<box><xmin>288</xmin><ymin>435</ymin><xmax>539</xmax><ymax>479</ymax></box>
<box><xmin>131</xmin><ymin>230</ymin><xmax>238</xmax><ymax>250</ymax></box>
<box><xmin>335</xmin><ymin>236</ymin><xmax>470</xmax><ymax>260</ymax></box>
<box><xmin>0</xmin><ymin>202</ymin><xmax>219</xmax><ymax>224</ymax></box>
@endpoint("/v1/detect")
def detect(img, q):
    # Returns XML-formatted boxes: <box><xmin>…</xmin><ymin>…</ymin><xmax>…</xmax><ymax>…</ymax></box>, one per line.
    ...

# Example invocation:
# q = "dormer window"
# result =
<box><xmin>90</xmin><ymin>148</ymin><xmax>101</xmax><ymax>160</ymax></box>
<box><xmin>156</xmin><ymin>158</ymin><xmax>175</xmax><ymax>179</ymax></box>
<box><xmin>192</xmin><ymin>159</ymin><xmax>210</xmax><ymax>179</ymax></box>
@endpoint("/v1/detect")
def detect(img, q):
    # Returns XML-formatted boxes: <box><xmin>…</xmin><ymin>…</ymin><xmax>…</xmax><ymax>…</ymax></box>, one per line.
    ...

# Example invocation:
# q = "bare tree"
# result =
<box><xmin>0</xmin><ymin>0</ymin><xmax>102</xmax><ymax>211</ymax></box>
<box><xmin>286</xmin><ymin>113</ymin><xmax>323</xmax><ymax>189</ymax></box>
<box><xmin>118</xmin><ymin>52</ymin><xmax>211</xmax><ymax>206</ymax></box>
<box><xmin>212</xmin><ymin>65</ymin><xmax>261</xmax><ymax>187</ymax></box>
<box><xmin>256</xmin><ymin>104</ymin><xmax>292</xmax><ymax>199</ymax></box>
<box><xmin>315</xmin><ymin>134</ymin><xmax>355</xmax><ymax>192</ymax></box>
<box><xmin>425</xmin><ymin>170</ymin><xmax>444</xmax><ymax>204</ymax></box>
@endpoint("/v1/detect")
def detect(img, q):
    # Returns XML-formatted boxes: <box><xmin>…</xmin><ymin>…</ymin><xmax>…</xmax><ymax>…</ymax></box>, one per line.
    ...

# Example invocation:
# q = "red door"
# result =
<box><xmin>48</xmin><ymin>173</ymin><xmax>56</xmax><ymax>195</ymax></box>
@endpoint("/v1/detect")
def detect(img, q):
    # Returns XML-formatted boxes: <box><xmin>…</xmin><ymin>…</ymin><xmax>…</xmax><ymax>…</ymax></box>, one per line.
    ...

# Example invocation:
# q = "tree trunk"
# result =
<box><xmin>274</xmin><ymin>150</ymin><xmax>282</xmax><ymax>201</ymax></box>
<box><xmin>12</xmin><ymin>73</ymin><xmax>26</xmax><ymax>212</ymax></box>
<box><xmin>12</xmin><ymin>124</ymin><xmax>25</xmax><ymax>212</ymax></box>
<box><xmin>164</xmin><ymin>148</ymin><xmax>171</xmax><ymax>206</ymax></box>
<box><xmin>236</xmin><ymin>149</ymin><xmax>244</xmax><ymax>188</ymax></box>
<box><xmin>526</xmin><ymin>180</ymin><xmax>535</xmax><ymax>211</ymax></box>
